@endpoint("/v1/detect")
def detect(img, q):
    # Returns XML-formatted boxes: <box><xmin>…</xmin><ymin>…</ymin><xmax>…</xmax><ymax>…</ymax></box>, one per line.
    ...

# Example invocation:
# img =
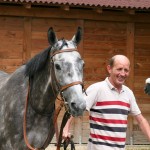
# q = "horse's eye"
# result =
<box><xmin>55</xmin><ymin>64</ymin><xmax>61</xmax><ymax>70</ymax></box>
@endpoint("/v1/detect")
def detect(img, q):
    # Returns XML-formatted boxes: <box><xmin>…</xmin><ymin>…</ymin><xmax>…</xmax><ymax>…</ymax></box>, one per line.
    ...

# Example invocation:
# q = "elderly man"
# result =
<box><xmin>63</xmin><ymin>55</ymin><xmax>150</xmax><ymax>150</ymax></box>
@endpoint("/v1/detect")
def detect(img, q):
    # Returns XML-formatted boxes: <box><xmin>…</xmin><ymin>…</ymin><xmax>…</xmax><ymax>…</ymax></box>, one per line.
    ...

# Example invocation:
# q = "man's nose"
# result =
<box><xmin>120</xmin><ymin>70</ymin><xmax>126</xmax><ymax>76</ymax></box>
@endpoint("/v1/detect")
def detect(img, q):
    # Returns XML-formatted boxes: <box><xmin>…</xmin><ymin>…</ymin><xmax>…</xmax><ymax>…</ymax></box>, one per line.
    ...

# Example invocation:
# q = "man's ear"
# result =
<box><xmin>107</xmin><ymin>65</ymin><xmax>111</xmax><ymax>74</ymax></box>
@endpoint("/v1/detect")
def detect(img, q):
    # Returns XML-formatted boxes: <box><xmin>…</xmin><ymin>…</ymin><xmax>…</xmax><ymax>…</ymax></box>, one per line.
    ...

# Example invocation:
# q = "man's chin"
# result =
<box><xmin>117</xmin><ymin>80</ymin><xmax>125</xmax><ymax>85</ymax></box>
<box><xmin>118</xmin><ymin>81</ymin><xmax>125</xmax><ymax>85</ymax></box>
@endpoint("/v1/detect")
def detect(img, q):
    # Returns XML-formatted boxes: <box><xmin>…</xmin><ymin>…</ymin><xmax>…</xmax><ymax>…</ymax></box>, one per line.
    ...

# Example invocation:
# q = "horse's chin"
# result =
<box><xmin>70</xmin><ymin>110</ymin><xmax>84</xmax><ymax>117</ymax></box>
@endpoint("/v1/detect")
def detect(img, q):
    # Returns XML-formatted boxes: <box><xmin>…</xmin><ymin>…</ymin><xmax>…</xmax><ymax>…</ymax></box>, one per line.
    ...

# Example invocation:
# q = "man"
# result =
<box><xmin>63</xmin><ymin>55</ymin><xmax>150</xmax><ymax>150</ymax></box>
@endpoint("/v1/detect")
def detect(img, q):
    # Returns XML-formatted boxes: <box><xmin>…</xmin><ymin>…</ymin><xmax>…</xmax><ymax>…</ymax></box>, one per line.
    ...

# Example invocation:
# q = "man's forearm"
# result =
<box><xmin>63</xmin><ymin>116</ymin><xmax>74</xmax><ymax>138</ymax></box>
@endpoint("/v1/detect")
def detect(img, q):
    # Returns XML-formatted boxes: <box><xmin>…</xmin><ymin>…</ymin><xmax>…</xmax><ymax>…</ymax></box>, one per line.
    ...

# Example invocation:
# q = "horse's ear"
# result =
<box><xmin>72</xmin><ymin>27</ymin><xmax>82</xmax><ymax>45</ymax></box>
<box><xmin>47</xmin><ymin>27</ymin><xmax>58</xmax><ymax>46</ymax></box>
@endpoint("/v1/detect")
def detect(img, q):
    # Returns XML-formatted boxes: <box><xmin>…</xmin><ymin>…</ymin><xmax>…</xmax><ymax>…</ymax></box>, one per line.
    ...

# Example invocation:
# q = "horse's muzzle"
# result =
<box><xmin>70</xmin><ymin>100</ymin><xmax>86</xmax><ymax>116</ymax></box>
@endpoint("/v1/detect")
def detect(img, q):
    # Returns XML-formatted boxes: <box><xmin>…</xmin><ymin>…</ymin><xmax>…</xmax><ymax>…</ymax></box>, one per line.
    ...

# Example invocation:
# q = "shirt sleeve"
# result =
<box><xmin>129</xmin><ymin>90</ymin><xmax>141</xmax><ymax>116</ymax></box>
<box><xmin>84</xmin><ymin>83</ymin><xmax>99</xmax><ymax>111</ymax></box>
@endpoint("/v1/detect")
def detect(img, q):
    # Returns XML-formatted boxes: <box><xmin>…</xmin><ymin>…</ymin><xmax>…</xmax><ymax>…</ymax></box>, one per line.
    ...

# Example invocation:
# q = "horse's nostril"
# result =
<box><xmin>71</xmin><ymin>102</ymin><xmax>77</xmax><ymax>110</ymax></box>
<box><xmin>71</xmin><ymin>101</ymin><xmax>86</xmax><ymax>111</ymax></box>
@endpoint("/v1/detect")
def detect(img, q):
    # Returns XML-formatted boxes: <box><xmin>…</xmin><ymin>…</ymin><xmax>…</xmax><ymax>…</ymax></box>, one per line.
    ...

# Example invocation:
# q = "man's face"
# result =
<box><xmin>107</xmin><ymin>57</ymin><xmax>130</xmax><ymax>89</ymax></box>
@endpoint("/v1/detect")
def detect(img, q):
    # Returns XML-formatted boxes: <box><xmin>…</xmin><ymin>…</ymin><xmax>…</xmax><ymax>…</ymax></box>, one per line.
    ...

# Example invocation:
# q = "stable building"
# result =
<box><xmin>0</xmin><ymin>0</ymin><xmax>150</xmax><ymax>146</ymax></box>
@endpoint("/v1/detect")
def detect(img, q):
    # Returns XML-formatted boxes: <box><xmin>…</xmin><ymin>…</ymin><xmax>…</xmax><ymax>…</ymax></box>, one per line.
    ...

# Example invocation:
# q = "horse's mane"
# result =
<box><xmin>25</xmin><ymin>38</ymin><xmax>70</xmax><ymax>78</ymax></box>
<box><xmin>25</xmin><ymin>46</ymin><xmax>51</xmax><ymax>77</ymax></box>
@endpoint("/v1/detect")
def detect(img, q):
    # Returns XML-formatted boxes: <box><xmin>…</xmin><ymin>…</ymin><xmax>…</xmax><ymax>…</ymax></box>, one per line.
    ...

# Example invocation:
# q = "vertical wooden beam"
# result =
<box><xmin>126</xmin><ymin>23</ymin><xmax>135</xmax><ymax>89</ymax></box>
<box><xmin>126</xmin><ymin>22</ymin><xmax>135</xmax><ymax>144</ymax></box>
<box><xmin>23</xmin><ymin>17</ymin><xmax>31</xmax><ymax>63</ymax></box>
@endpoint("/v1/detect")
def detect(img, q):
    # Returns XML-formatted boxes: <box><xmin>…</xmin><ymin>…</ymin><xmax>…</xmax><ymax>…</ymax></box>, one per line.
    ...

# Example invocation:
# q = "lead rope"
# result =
<box><xmin>23</xmin><ymin>83</ymin><xmax>61</xmax><ymax>150</ymax></box>
<box><xmin>56</xmin><ymin>111</ymin><xmax>71</xmax><ymax>150</ymax></box>
<box><xmin>63</xmin><ymin>135</ymin><xmax>75</xmax><ymax>150</ymax></box>
<box><xmin>24</xmin><ymin>82</ymin><xmax>86</xmax><ymax>150</ymax></box>
<box><xmin>41</xmin><ymin>101</ymin><xmax>64</xmax><ymax>149</ymax></box>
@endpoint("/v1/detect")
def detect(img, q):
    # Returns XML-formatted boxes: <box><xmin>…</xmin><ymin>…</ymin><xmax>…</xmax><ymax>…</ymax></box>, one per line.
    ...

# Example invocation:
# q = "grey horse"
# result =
<box><xmin>145</xmin><ymin>78</ymin><xmax>150</xmax><ymax>95</ymax></box>
<box><xmin>0</xmin><ymin>27</ymin><xmax>86</xmax><ymax>150</ymax></box>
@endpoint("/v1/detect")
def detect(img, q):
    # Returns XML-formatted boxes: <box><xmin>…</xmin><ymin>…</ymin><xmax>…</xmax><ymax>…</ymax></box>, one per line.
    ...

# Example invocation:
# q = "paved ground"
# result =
<box><xmin>46</xmin><ymin>144</ymin><xmax>150</xmax><ymax>150</ymax></box>
<box><xmin>46</xmin><ymin>144</ymin><xmax>86</xmax><ymax>150</ymax></box>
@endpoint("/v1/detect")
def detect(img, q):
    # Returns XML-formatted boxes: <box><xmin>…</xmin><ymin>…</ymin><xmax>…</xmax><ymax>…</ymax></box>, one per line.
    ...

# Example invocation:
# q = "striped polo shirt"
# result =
<box><xmin>85</xmin><ymin>78</ymin><xmax>141</xmax><ymax>150</ymax></box>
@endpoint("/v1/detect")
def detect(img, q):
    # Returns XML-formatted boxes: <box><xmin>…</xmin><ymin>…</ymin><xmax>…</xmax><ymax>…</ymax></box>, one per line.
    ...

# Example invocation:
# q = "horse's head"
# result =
<box><xmin>47</xmin><ymin>27</ymin><xmax>86</xmax><ymax>116</ymax></box>
<box><xmin>145</xmin><ymin>78</ymin><xmax>150</xmax><ymax>95</ymax></box>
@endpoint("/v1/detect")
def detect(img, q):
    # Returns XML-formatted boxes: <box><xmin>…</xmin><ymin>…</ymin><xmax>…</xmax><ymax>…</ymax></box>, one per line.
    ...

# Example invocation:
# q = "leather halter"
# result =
<box><xmin>50</xmin><ymin>48</ymin><xmax>86</xmax><ymax>112</ymax></box>
<box><xmin>51</xmin><ymin>48</ymin><xmax>77</xmax><ymax>58</ymax></box>
<box><xmin>23</xmin><ymin>48</ymin><xmax>86</xmax><ymax>150</ymax></box>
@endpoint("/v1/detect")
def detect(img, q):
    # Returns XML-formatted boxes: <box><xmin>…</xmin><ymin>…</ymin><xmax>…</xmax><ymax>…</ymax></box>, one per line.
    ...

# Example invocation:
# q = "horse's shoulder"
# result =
<box><xmin>0</xmin><ymin>70</ymin><xmax>10</xmax><ymax>80</ymax></box>
<box><xmin>0</xmin><ymin>66</ymin><xmax>27</xmax><ymax>88</ymax></box>
<box><xmin>0</xmin><ymin>70</ymin><xmax>9</xmax><ymax>76</ymax></box>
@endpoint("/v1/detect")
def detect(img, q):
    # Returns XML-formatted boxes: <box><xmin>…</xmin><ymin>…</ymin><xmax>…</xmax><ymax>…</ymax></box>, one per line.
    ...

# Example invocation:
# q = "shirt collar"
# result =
<box><xmin>105</xmin><ymin>77</ymin><xmax>124</xmax><ymax>93</ymax></box>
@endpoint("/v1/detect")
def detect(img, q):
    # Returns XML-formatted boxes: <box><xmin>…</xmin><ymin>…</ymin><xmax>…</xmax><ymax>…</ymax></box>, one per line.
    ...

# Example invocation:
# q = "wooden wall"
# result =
<box><xmin>0</xmin><ymin>4</ymin><xmax>150</xmax><ymax>145</ymax></box>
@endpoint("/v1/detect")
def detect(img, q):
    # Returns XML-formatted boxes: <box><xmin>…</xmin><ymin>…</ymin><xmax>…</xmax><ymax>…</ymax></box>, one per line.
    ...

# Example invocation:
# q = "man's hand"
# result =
<box><xmin>63</xmin><ymin>127</ymin><xmax>71</xmax><ymax>139</ymax></box>
<box><xmin>62</xmin><ymin>116</ymin><xmax>74</xmax><ymax>139</ymax></box>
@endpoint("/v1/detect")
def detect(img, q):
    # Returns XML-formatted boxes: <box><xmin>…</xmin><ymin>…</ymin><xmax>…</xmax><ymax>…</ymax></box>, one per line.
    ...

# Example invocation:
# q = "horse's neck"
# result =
<box><xmin>25</xmin><ymin>66</ymin><xmax>56</xmax><ymax>147</ymax></box>
<box><xmin>29</xmin><ymin>64</ymin><xmax>56</xmax><ymax>114</ymax></box>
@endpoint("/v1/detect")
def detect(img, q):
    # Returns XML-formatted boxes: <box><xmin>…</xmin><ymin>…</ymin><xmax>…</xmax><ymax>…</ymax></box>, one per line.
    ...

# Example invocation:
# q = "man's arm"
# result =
<box><xmin>134</xmin><ymin>114</ymin><xmax>150</xmax><ymax>141</ymax></box>
<box><xmin>63</xmin><ymin>116</ymin><xmax>74</xmax><ymax>139</ymax></box>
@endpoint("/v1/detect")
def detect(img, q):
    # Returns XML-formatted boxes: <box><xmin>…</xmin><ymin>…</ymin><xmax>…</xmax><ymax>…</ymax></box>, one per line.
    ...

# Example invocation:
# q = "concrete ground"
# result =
<box><xmin>46</xmin><ymin>144</ymin><xmax>86</xmax><ymax>150</ymax></box>
<box><xmin>46</xmin><ymin>144</ymin><xmax>150</xmax><ymax>150</ymax></box>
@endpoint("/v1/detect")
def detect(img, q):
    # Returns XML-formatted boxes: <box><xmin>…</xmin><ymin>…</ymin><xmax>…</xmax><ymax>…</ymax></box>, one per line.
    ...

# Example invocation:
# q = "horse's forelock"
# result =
<box><xmin>52</xmin><ymin>38</ymin><xmax>68</xmax><ymax>50</ymax></box>
<box><xmin>25</xmin><ymin>47</ymin><xmax>51</xmax><ymax>77</ymax></box>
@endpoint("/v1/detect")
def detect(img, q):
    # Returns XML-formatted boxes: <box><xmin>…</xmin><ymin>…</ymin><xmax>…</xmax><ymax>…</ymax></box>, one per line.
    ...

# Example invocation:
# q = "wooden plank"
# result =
<box><xmin>0</xmin><ymin>65</ymin><xmax>20</xmax><ymax>73</ymax></box>
<box><xmin>0</xmin><ymin>59</ymin><xmax>22</xmax><ymax>67</ymax></box>
<box><xmin>23</xmin><ymin>17</ymin><xmax>31</xmax><ymax>63</ymax></box>
<box><xmin>84</xmin><ymin>21</ymin><xmax>127</xmax><ymax>34</ymax></box>
<box><xmin>0</xmin><ymin>16</ymin><xmax>24</xmax><ymax>73</ymax></box>
<box><xmin>32</xmin><ymin>18</ymin><xmax>79</xmax><ymax>32</ymax></box>
<box><xmin>134</xmin><ymin>70</ymin><xmax>150</xmax><ymax>76</ymax></box>
<box><xmin>138</xmin><ymin>104</ymin><xmax>150</xmax><ymax>113</ymax></box>
<box><xmin>135</xmin><ymin>23</ymin><xmax>150</xmax><ymax>36</ymax></box>
<box><xmin>0</xmin><ymin>16</ymin><xmax>23</xmax><ymax>30</ymax></box>
<box><xmin>126</xmin><ymin>23</ymin><xmax>134</xmax><ymax>89</ymax></box>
